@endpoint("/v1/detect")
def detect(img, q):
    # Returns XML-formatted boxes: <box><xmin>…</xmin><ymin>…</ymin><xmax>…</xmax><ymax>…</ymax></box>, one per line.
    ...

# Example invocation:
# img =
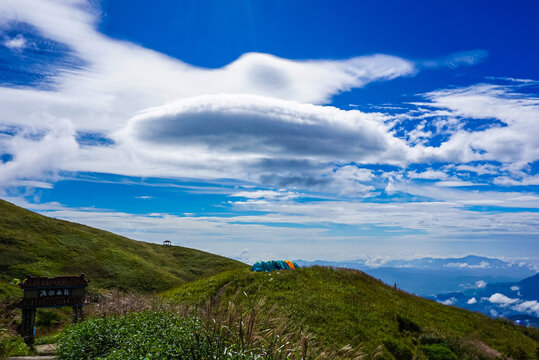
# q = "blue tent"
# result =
<box><xmin>250</xmin><ymin>260</ymin><xmax>300</xmax><ymax>272</ymax></box>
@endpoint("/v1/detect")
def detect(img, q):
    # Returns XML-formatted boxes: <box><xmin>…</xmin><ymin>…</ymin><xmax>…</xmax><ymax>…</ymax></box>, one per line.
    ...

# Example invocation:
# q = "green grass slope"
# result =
<box><xmin>164</xmin><ymin>267</ymin><xmax>539</xmax><ymax>359</ymax></box>
<box><xmin>0</xmin><ymin>199</ymin><xmax>247</xmax><ymax>299</ymax></box>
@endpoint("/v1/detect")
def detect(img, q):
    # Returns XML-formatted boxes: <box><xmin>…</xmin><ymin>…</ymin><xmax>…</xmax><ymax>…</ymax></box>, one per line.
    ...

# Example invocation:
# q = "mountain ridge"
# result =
<box><xmin>0</xmin><ymin>199</ymin><xmax>247</xmax><ymax>299</ymax></box>
<box><xmin>164</xmin><ymin>266</ymin><xmax>539</xmax><ymax>359</ymax></box>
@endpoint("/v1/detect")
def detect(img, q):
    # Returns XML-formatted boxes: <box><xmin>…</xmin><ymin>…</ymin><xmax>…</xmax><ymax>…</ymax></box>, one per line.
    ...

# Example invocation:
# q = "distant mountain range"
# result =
<box><xmin>295</xmin><ymin>255</ymin><xmax>536</xmax><ymax>295</ymax></box>
<box><xmin>429</xmin><ymin>273</ymin><xmax>539</xmax><ymax>327</ymax></box>
<box><xmin>295</xmin><ymin>256</ymin><xmax>539</xmax><ymax>327</ymax></box>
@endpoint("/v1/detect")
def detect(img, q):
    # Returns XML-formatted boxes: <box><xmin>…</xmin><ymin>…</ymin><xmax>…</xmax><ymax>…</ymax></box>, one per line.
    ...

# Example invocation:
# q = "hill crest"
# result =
<box><xmin>0</xmin><ymin>199</ymin><xmax>246</xmax><ymax>298</ymax></box>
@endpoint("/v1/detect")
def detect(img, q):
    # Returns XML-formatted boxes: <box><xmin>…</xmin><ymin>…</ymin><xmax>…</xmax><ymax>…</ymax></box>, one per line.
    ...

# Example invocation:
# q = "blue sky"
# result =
<box><xmin>0</xmin><ymin>0</ymin><xmax>538</xmax><ymax>265</ymax></box>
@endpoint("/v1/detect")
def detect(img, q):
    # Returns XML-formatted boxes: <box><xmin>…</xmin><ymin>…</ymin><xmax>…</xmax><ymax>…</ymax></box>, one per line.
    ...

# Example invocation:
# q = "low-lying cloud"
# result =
<box><xmin>485</xmin><ymin>293</ymin><xmax>518</xmax><ymax>306</ymax></box>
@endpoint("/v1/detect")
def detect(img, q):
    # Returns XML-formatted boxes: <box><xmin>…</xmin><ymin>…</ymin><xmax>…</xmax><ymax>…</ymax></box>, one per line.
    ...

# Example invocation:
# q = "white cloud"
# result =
<box><xmin>0</xmin><ymin>120</ymin><xmax>78</xmax><ymax>186</ymax></box>
<box><xmin>421</xmin><ymin>50</ymin><xmax>488</xmax><ymax>69</ymax></box>
<box><xmin>407</xmin><ymin>169</ymin><xmax>448</xmax><ymax>180</ymax></box>
<box><xmin>231</xmin><ymin>190</ymin><xmax>299</xmax><ymax>201</ymax></box>
<box><xmin>439</xmin><ymin>297</ymin><xmax>457</xmax><ymax>305</ymax></box>
<box><xmin>0</xmin><ymin>0</ymin><xmax>415</xmax><ymax>132</ymax></box>
<box><xmin>384</xmin><ymin>181</ymin><xmax>397</xmax><ymax>195</ymax></box>
<box><xmin>510</xmin><ymin>285</ymin><xmax>520</xmax><ymax>291</ymax></box>
<box><xmin>445</xmin><ymin>262</ymin><xmax>491</xmax><ymax>270</ymax></box>
<box><xmin>445</xmin><ymin>262</ymin><xmax>469</xmax><ymax>268</ymax></box>
<box><xmin>335</xmin><ymin>166</ymin><xmax>374</xmax><ymax>182</ymax></box>
<box><xmin>414</xmin><ymin>84</ymin><xmax>539</xmax><ymax>170</ymax></box>
<box><xmin>485</xmin><ymin>293</ymin><xmax>518</xmax><ymax>306</ymax></box>
<box><xmin>404</xmin><ymin>120</ymin><xmax>432</xmax><ymax>145</ymax></box>
<box><xmin>467</xmin><ymin>297</ymin><xmax>477</xmax><ymax>305</ymax></box>
<box><xmin>4</xmin><ymin>194</ymin><xmax>538</xmax><ymax>265</ymax></box>
<box><xmin>3</xmin><ymin>34</ymin><xmax>27</xmax><ymax>50</ymax></box>
<box><xmin>0</xmin><ymin>0</ymin><xmax>536</xmax><ymax>202</ymax></box>
<box><xmin>230</xmin><ymin>198</ymin><xmax>539</xmax><ymax>238</ymax></box>
<box><xmin>329</xmin><ymin>166</ymin><xmax>376</xmax><ymax>195</ymax></box>
<box><xmin>122</xmin><ymin>94</ymin><xmax>405</xmax><ymax>161</ymax></box>
<box><xmin>493</xmin><ymin>174</ymin><xmax>539</xmax><ymax>186</ymax></box>
<box><xmin>0</xmin><ymin>0</ymin><xmax>537</xmax><ymax>263</ymax></box>
<box><xmin>93</xmin><ymin>93</ymin><xmax>412</xmax><ymax>189</ymax></box>
<box><xmin>434</xmin><ymin>180</ymin><xmax>483</xmax><ymax>187</ymax></box>
<box><xmin>456</xmin><ymin>164</ymin><xmax>499</xmax><ymax>176</ymax></box>
<box><xmin>0</xmin><ymin>0</ymin><xmax>419</xmax><ymax>189</ymax></box>
<box><xmin>512</xmin><ymin>300</ymin><xmax>539</xmax><ymax>316</ymax></box>
<box><xmin>475</xmin><ymin>280</ymin><xmax>487</xmax><ymax>288</ymax></box>
<box><xmin>391</xmin><ymin>181</ymin><xmax>539</xmax><ymax>209</ymax></box>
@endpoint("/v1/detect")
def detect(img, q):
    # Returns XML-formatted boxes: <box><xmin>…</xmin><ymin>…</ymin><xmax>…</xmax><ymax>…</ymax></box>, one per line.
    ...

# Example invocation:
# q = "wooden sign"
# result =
<box><xmin>19</xmin><ymin>274</ymin><xmax>88</xmax><ymax>308</ymax></box>
<box><xmin>18</xmin><ymin>274</ymin><xmax>88</xmax><ymax>345</ymax></box>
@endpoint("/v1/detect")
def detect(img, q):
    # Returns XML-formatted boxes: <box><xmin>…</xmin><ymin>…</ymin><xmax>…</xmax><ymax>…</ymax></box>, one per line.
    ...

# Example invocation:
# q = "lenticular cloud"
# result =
<box><xmin>121</xmin><ymin>94</ymin><xmax>410</xmax><ymax>164</ymax></box>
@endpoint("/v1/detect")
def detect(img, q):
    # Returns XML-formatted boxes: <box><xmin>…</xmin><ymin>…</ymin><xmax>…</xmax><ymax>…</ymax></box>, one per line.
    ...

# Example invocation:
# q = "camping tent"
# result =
<box><xmin>250</xmin><ymin>260</ymin><xmax>300</xmax><ymax>272</ymax></box>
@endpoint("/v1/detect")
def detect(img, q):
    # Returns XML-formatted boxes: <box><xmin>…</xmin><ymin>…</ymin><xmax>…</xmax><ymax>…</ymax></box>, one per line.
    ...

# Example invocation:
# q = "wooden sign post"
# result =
<box><xmin>18</xmin><ymin>274</ymin><xmax>88</xmax><ymax>345</ymax></box>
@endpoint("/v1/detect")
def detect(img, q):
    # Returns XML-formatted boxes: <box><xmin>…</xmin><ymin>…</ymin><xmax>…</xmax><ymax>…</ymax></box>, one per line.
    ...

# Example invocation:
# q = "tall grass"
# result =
<box><xmin>57</xmin><ymin>290</ymin><xmax>382</xmax><ymax>360</ymax></box>
<box><xmin>165</xmin><ymin>266</ymin><xmax>539</xmax><ymax>359</ymax></box>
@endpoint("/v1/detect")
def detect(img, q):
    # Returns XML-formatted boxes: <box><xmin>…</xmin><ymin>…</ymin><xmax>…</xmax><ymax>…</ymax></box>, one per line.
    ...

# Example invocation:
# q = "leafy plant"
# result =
<box><xmin>57</xmin><ymin>312</ymin><xmax>285</xmax><ymax>360</ymax></box>
<box><xmin>0</xmin><ymin>328</ymin><xmax>29</xmax><ymax>358</ymax></box>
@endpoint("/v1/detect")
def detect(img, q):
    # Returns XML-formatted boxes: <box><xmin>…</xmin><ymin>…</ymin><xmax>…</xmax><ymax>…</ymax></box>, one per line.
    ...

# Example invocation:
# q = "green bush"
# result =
<box><xmin>57</xmin><ymin>312</ymin><xmax>265</xmax><ymax>360</ymax></box>
<box><xmin>421</xmin><ymin>344</ymin><xmax>457</xmax><ymax>360</ymax></box>
<box><xmin>0</xmin><ymin>329</ymin><xmax>29</xmax><ymax>357</ymax></box>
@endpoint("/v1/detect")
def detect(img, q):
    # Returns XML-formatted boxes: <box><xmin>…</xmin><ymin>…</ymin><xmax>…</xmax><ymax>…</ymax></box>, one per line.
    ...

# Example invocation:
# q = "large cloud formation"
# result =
<box><xmin>0</xmin><ymin>0</ymin><xmax>538</xmax><ymax>262</ymax></box>
<box><xmin>0</xmin><ymin>0</ymin><xmax>417</xmax><ymax>187</ymax></box>
<box><xmin>0</xmin><ymin>1</ymin><xmax>415</xmax><ymax>131</ymax></box>
<box><xmin>123</xmin><ymin>94</ymin><xmax>408</xmax><ymax>161</ymax></box>
<box><xmin>2</xmin><ymin>0</ymin><xmax>522</xmax><ymax>189</ymax></box>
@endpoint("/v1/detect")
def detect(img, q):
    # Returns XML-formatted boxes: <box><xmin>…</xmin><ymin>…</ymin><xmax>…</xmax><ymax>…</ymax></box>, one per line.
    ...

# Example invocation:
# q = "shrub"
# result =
<box><xmin>0</xmin><ymin>329</ymin><xmax>29</xmax><ymax>357</ymax></box>
<box><xmin>421</xmin><ymin>344</ymin><xmax>457</xmax><ymax>360</ymax></box>
<box><xmin>57</xmin><ymin>311</ymin><xmax>298</xmax><ymax>360</ymax></box>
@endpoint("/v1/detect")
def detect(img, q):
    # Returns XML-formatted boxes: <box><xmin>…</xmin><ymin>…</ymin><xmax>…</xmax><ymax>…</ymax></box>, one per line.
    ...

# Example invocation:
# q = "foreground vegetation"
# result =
<box><xmin>3</xmin><ymin>270</ymin><xmax>539</xmax><ymax>360</ymax></box>
<box><xmin>56</xmin><ymin>291</ymin><xmax>381</xmax><ymax>360</ymax></box>
<box><xmin>57</xmin><ymin>312</ymin><xmax>259</xmax><ymax>360</ymax></box>
<box><xmin>165</xmin><ymin>267</ymin><xmax>539</xmax><ymax>359</ymax></box>
<box><xmin>0</xmin><ymin>198</ymin><xmax>244</xmax><ymax>357</ymax></box>
<box><xmin>0</xmin><ymin>199</ymin><xmax>246</xmax><ymax>300</ymax></box>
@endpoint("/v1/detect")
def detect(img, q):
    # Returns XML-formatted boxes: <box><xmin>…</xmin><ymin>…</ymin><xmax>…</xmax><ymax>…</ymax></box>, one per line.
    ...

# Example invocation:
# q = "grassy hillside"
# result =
<box><xmin>164</xmin><ymin>267</ymin><xmax>539</xmax><ymax>359</ymax></box>
<box><xmin>0</xmin><ymin>199</ymin><xmax>247</xmax><ymax>300</ymax></box>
